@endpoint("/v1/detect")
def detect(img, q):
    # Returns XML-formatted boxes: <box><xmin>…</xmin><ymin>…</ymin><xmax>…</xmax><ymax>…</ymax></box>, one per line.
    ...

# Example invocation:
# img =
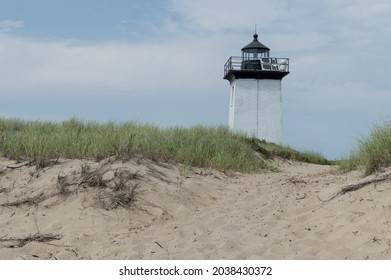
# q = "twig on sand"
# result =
<box><xmin>0</xmin><ymin>192</ymin><xmax>46</xmax><ymax>207</ymax></box>
<box><xmin>318</xmin><ymin>173</ymin><xmax>391</xmax><ymax>202</ymax></box>
<box><xmin>6</xmin><ymin>161</ymin><xmax>35</xmax><ymax>170</ymax></box>
<box><xmin>0</xmin><ymin>233</ymin><xmax>62</xmax><ymax>248</ymax></box>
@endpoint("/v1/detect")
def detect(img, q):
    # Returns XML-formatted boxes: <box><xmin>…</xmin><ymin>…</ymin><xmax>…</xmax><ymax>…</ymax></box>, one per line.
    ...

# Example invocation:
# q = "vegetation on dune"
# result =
<box><xmin>340</xmin><ymin>123</ymin><xmax>391</xmax><ymax>175</ymax></box>
<box><xmin>0</xmin><ymin>117</ymin><xmax>330</xmax><ymax>171</ymax></box>
<box><xmin>246</xmin><ymin>138</ymin><xmax>331</xmax><ymax>165</ymax></box>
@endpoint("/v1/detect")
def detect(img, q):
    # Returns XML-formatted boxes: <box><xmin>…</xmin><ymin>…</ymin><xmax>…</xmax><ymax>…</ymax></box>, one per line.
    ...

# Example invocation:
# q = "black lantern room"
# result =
<box><xmin>224</xmin><ymin>33</ymin><xmax>289</xmax><ymax>80</ymax></box>
<box><xmin>241</xmin><ymin>33</ymin><xmax>270</xmax><ymax>60</ymax></box>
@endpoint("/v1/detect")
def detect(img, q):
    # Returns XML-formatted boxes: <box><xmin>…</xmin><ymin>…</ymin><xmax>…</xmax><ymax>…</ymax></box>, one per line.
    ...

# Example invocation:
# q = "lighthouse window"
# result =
<box><xmin>261</xmin><ymin>58</ymin><xmax>271</xmax><ymax>63</ymax></box>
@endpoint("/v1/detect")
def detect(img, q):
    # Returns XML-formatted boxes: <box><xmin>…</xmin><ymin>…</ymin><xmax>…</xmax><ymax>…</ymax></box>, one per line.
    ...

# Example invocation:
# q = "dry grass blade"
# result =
<box><xmin>98</xmin><ymin>182</ymin><xmax>139</xmax><ymax>210</ymax></box>
<box><xmin>0</xmin><ymin>192</ymin><xmax>45</xmax><ymax>207</ymax></box>
<box><xmin>97</xmin><ymin>169</ymin><xmax>141</xmax><ymax>210</ymax></box>
<box><xmin>147</xmin><ymin>165</ymin><xmax>170</xmax><ymax>184</ymax></box>
<box><xmin>55</xmin><ymin>162</ymin><xmax>143</xmax><ymax>210</ymax></box>
<box><xmin>0</xmin><ymin>233</ymin><xmax>62</xmax><ymax>248</ymax></box>
<box><xmin>112</xmin><ymin>169</ymin><xmax>142</xmax><ymax>190</ymax></box>
<box><xmin>79</xmin><ymin>164</ymin><xmax>110</xmax><ymax>188</ymax></box>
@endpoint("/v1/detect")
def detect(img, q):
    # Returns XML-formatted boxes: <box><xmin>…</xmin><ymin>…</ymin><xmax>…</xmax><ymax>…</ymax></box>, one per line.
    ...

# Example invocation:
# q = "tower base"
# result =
<box><xmin>229</xmin><ymin>78</ymin><xmax>282</xmax><ymax>144</ymax></box>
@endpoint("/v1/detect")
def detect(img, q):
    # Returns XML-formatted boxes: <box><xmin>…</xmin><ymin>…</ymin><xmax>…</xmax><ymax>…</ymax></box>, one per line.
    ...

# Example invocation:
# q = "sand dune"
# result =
<box><xmin>1</xmin><ymin>157</ymin><xmax>391</xmax><ymax>260</ymax></box>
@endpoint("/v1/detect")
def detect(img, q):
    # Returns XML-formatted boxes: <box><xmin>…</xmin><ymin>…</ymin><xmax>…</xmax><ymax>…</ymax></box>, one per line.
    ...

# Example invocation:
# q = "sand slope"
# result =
<box><xmin>1</xmin><ymin>157</ymin><xmax>391</xmax><ymax>260</ymax></box>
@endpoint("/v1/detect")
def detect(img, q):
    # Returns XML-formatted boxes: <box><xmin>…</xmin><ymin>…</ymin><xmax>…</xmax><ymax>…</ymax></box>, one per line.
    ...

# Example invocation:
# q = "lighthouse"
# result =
<box><xmin>224</xmin><ymin>33</ymin><xmax>289</xmax><ymax>143</ymax></box>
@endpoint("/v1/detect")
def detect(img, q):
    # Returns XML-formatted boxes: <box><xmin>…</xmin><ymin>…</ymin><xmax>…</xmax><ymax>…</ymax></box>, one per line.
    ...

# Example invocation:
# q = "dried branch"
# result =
<box><xmin>0</xmin><ymin>192</ymin><xmax>45</xmax><ymax>207</ymax></box>
<box><xmin>318</xmin><ymin>173</ymin><xmax>391</xmax><ymax>202</ymax></box>
<box><xmin>0</xmin><ymin>233</ymin><xmax>62</xmax><ymax>248</ymax></box>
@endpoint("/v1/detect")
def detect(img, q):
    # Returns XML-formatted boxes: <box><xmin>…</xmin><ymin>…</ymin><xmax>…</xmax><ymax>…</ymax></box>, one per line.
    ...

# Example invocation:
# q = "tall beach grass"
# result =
<box><xmin>0</xmin><ymin>118</ymin><xmax>266</xmax><ymax>171</ymax></box>
<box><xmin>248</xmin><ymin>139</ymin><xmax>331</xmax><ymax>165</ymax></box>
<box><xmin>0</xmin><ymin>117</ymin><xmax>330</xmax><ymax>171</ymax></box>
<box><xmin>340</xmin><ymin>122</ymin><xmax>391</xmax><ymax>175</ymax></box>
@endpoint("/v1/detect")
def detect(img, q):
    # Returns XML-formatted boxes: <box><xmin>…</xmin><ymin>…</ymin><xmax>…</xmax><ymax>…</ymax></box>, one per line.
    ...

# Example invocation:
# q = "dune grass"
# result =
<box><xmin>340</xmin><ymin>123</ymin><xmax>391</xmax><ymax>175</ymax></box>
<box><xmin>0</xmin><ymin>117</ymin><xmax>330</xmax><ymax>171</ymax></box>
<box><xmin>249</xmin><ymin>139</ymin><xmax>332</xmax><ymax>165</ymax></box>
<box><xmin>0</xmin><ymin>118</ymin><xmax>264</xmax><ymax>171</ymax></box>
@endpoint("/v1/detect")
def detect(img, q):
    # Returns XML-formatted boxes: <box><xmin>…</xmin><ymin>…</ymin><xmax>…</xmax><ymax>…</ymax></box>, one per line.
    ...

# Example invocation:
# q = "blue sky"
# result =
<box><xmin>1</xmin><ymin>0</ymin><xmax>391</xmax><ymax>159</ymax></box>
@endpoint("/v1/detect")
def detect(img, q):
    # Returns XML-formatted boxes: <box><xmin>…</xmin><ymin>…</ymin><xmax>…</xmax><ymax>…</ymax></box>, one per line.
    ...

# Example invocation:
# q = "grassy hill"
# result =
<box><xmin>0</xmin><ymin>117</ymin><xmax>330</xmax><ymax>171</ymax></box>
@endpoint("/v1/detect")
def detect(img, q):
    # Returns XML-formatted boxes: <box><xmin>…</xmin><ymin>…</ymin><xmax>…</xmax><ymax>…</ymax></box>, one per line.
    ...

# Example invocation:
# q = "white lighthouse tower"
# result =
<box><xmin>224</xmin><ymin>33</ymin><xmax>289</xmax><ymax>143</ymax></box>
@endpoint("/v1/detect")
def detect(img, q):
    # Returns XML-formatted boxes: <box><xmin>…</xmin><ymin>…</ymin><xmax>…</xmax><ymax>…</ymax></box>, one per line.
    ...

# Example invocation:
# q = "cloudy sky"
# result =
<box><xmin>1</xmin><ymin>0</ymin><xmax>390</xmax><ymax>159</ymax></box>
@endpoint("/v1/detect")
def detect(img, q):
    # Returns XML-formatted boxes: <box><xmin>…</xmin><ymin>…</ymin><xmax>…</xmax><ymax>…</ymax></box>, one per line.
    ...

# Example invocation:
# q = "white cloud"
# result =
<box><xmin>168</xmin><ymin>0</ymin><xmax>289</xmax><ymax>33</ymax></box>
<box><xmin>0</xmin><ymin>20</ymin><xmax>24</xmax><ymax>33</ymax></box>
<box><xmin>1</xmin><ymin>0</ymin><xmax>390</xmax><ymax>103</ymax></box>
<box><xmin>1</xmin><ymin>0</ymin><xmax>390</xmax><ymax>100</ymax></box>
<box><xmin>324</xmin><ymin>0</ymin><xmax>391</xmax><ymax>20</ymax></box>
<box><xmin>0</xmin><ymin>32</ymin><xmax>225</xmax><ymax>96</ymax></box>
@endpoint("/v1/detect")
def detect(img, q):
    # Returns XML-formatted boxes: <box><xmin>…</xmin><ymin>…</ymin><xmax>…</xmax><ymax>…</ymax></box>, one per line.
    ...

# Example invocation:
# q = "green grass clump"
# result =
<box><xmin>340</xmin><ymin>123</ymin><xmax>391</xmax><ymax>175</ymax></box>
<box><xmin>246</xmin><ymin>138</ymin><xmax>331</xmax><ymax>165</ymax></box>
<box><xmin>0</xmin><ymin>118</ymin><xmax>265</xmax><ymax>171</ymax></box>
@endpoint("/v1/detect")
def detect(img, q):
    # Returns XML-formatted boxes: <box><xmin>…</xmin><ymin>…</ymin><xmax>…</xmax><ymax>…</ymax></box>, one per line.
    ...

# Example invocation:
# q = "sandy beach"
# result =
<box><xmin>1</xmin><ymin>157</ymin><xmax>391</xmax><ymax>260</ymax></box>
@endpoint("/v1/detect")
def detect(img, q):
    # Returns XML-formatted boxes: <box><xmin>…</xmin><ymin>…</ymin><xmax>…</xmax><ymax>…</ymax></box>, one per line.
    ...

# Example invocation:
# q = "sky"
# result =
<box><xmin>1</xmin><ymin>0</ymin><xmax>391</xmax><ymax>160</ymax></box>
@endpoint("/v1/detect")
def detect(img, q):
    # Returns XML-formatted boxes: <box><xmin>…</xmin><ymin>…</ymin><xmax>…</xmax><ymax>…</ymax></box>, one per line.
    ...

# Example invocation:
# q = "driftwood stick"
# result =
<box><xmin>6</xmin><ymin>163</ymin><xmax>29</xmax><ymax>170</ymax></box>
<box><xmin>0</xmin><ymin>233</ymin><xmax>61</xmax><ymax>248</ymax></box>
<box><xmin>0</xmin><ymin>192</ymin><xmax>45</xmax><ymax>207</ymax></box>
<box><xmin>318</xmin><ymin>174</ymin><xmax>391</xmax><ymax>202</ymax></box>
